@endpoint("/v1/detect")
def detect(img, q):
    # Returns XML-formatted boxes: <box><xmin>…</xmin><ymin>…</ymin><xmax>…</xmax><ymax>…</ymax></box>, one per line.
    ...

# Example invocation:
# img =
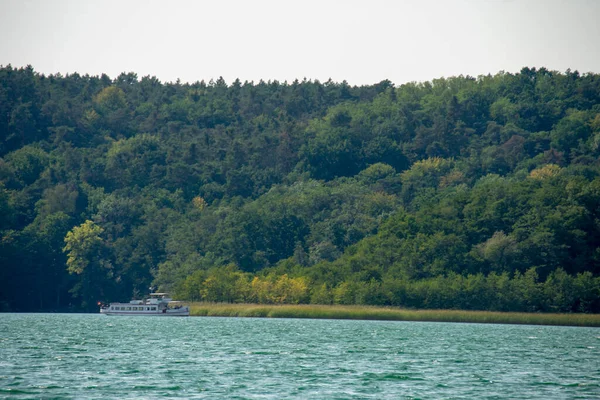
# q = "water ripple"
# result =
<box><xmin>0</xmin><ymin>314</ymin><xmax>599</xmax><ymax>398</ymax></box>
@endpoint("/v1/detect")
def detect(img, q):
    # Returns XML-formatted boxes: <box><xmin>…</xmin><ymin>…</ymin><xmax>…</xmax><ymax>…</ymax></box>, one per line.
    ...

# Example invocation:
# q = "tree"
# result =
<box><xmin>63</xmin><ymin>220</ymin><xmax>113</xmax><ymax>310</ymax></box>
<box><xmin>472</xmin><ymin>231</ymin><xmax>521</xmax><ymax>274</ymax></box>
<box><xmin>4</xmin><ymin>145</ymin><xmax>48</xmax><ymax>186</ymax></box>
<box><xmin>2</xmin><ymin>65</ymin><xmax>600</xmax><ymax>312</ymax></box>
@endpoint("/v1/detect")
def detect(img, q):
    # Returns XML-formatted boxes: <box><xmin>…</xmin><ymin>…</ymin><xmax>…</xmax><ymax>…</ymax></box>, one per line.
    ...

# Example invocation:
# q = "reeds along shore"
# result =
<box><xmin>188</xmin><ymin>303</ymin><xmax>600</xmax><ymax>327</ymax></box>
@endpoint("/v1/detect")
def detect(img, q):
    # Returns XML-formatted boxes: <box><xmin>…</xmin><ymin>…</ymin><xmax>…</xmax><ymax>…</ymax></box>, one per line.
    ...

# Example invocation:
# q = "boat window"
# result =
<box><xmin>151</xmin><ymin>307</ymin><xmax>156</xmax><ymax>310</ymax></box>
<box><xmin>126</xmin><ymin>307</ymin><xmax>131</xmax><ymax>311</ymax></box>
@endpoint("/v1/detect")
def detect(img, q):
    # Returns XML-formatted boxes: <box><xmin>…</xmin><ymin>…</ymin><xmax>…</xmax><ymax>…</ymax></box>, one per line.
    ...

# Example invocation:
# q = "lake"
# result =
<box><xmin>1</xmin><ymin>313</ymin><xmax>598</xmax><ymax>399</ymax></box>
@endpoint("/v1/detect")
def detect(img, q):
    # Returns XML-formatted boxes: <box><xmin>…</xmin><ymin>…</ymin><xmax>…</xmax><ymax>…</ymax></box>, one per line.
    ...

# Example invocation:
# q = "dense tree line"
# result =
<box><xmin>1</xmin><ymin>65</ymin><xmax>599</xmax><ymax>312</ymax></box>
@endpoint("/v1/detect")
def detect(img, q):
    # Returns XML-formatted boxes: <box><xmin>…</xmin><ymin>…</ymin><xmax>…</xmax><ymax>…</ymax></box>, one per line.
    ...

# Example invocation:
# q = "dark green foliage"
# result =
<box><xmin>1</xmin><ymin>65</ymin><xmax>599</xmax><ymax>312</ymax></box>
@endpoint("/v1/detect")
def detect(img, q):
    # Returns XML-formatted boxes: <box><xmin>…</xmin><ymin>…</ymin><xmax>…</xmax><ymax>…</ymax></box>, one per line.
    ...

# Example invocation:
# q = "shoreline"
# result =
<box><xmin>189</xmin><ymin>303</ymin><xmax>600</xmax><ymax>327</ymax></box>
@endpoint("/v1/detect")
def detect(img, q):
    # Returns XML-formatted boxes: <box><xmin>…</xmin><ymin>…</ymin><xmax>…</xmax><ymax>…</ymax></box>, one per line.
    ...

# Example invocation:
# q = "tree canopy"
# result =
<box><xmin>1</xmin><ymin>65</ymin><xmax>599</xmax><ymax>312</ymax></box>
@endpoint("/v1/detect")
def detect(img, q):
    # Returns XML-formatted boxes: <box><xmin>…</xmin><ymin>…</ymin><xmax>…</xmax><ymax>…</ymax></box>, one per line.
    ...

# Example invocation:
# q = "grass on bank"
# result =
<box><xmin>189</xmin><ymin>303</ymin><xmax>600</xmax><ymax>327</ymax></box>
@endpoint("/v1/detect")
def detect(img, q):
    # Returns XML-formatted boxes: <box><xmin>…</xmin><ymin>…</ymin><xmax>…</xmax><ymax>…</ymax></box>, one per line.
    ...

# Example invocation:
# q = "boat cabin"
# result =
<box><xmin>99</xmin><ymin>293</ymin><xmax>189</xmax><ymax>316</ymax></box>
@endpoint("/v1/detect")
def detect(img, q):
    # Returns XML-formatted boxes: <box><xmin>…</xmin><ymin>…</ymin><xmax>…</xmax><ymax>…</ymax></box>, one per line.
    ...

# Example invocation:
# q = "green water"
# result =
<box><xmin>0</xmin><ymin>314</ymin><xmax>598</xmax><ymax>399</ymax></box>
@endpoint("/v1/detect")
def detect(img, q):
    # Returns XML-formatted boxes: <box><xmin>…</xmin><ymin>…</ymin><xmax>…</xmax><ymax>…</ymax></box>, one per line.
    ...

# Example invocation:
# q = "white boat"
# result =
<box><xmin>100</xmin><ymin>293</ymin><xmax>190</xmax><ymax>316</ymax></box>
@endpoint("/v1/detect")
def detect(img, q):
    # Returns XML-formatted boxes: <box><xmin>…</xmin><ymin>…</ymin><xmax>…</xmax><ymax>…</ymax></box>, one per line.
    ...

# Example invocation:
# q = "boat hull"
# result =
<box><xmin>100</xmin><ymin>309</ymin><xmax>189</xmax><ymax>316</ymax></box>
<box><xmin>99</xmin><ymin>293</ymin><xmax>189</xmax><ymax>316</ymax></box>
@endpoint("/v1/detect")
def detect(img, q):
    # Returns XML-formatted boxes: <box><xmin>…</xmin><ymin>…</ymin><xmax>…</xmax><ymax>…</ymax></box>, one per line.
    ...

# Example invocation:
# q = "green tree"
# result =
<box><xmin>63</xmin><ymin>220</ymin><xmax>113</xmax><ymax>310</ymax></box>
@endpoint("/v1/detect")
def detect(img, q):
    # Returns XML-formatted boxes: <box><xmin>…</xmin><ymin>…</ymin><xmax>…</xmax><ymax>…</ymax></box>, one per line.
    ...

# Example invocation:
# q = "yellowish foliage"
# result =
<box><xmin>413</xmin><ymin>156</ymin><xmax>445</xmax><ymax>171</ymax></box>
<box><xmin>590</xmin><ymin>113</ymin><xmax>600</xmax><ymax>132</ymax></box>
<box><xmin>82</xmin><ymin>109</ymin><xmax>100</xmax><ymax>127</ymax></box>
<box><xmin>529</xmin><ymin>164</ymin><xmax>561</xmax><ymax>180</ymax></box>
<box><xmin>63</xmin><ymin>220</ymin><xmax>104</xmax><ymax>275</ymax></box>
<box><xmin>94</xmin><ymin>86</ymin><xmax>127</xmax><ymax>112</ymax></box>
<box><xmin>192</xmin><ymin>196</ymin><xmax>208</xmax><ymax>211</ymax></box>
<box><xmin>250</xmin><ymin>275</ymin><xmax>308</xmax><ymax>304</ymax></box>
<box><xmin>401</xmin><ymin>157</ymin><xmax>454</xmax><ymax>181</ymax></box>
<box><xmin>439</xmin><ymin>171</ymin><xmax>465</xmax><ymax>188</ymax></box>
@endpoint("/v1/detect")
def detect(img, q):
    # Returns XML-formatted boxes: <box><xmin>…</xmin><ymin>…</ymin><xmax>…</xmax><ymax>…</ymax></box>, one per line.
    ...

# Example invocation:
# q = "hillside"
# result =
<box><xmin>1</xmin><ymin>65</ymin><xmax>599</xmax><ymax>312</ymax></box>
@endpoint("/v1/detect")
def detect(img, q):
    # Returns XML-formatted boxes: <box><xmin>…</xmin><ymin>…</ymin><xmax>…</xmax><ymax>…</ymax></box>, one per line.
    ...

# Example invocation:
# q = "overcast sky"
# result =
<box><xmin>1</xmin><ymin>0</ymin><xmax>599</xmax><ymax>86</ymax></box>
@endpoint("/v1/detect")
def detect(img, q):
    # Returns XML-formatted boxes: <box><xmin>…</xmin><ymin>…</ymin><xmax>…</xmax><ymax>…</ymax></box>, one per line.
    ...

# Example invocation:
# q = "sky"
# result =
<box><xmin>1</xmin><ymin>0</ymin><xmax>599</xmax><ymax>86</ymax></box>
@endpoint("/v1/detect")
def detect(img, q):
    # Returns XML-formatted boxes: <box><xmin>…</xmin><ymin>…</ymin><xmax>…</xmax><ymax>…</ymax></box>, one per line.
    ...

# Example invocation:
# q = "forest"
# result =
<box><xmin>1</xmin><ymin>65</ymin><xmax>599</xmax><ymax>313</ymax></box>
